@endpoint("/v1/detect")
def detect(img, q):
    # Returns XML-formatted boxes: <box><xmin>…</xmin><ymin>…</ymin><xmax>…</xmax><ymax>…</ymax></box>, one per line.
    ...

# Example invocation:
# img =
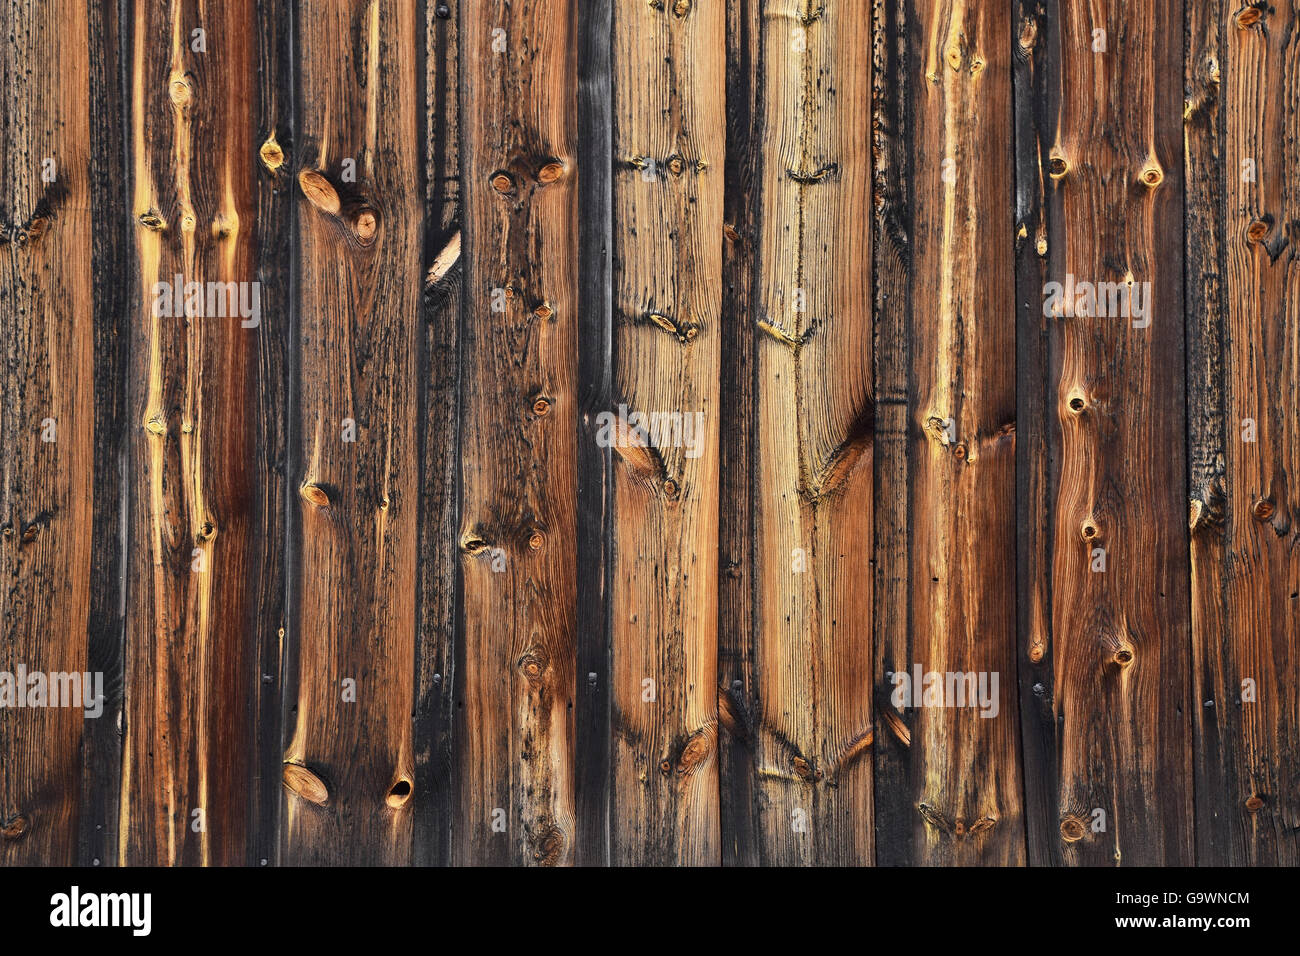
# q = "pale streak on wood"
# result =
<box><xmin>609</xmin><ymin>0</ymin><xmax>724</xmax><ymax>865</ymax></box>
<box><xmin>749</xmin><ymin>0</ymin><xmax>873</xmax><ymax>864</ymax></box>
<box><xmin>911</xmin><ymin>0</ymin><xmax>1022</xmax><ymax>865</ymax></box>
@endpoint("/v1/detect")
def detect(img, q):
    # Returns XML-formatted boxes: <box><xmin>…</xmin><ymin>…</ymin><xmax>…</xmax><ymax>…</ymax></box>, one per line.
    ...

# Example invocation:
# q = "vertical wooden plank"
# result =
<box><xmin>608</xmin><ymin>0</ymin><xmax>724</xmax><ymax>865</ymax></box>
<box><xmin>285</xmin><ymin>0</ymin><xmax>423</xmax><ymax>865</ymax></box>
<box><xmin>250</xmin><ymin>0</ymin><xmax>294</xmax><ymax>870</ymax></box>
<box><xmin>413</xmin><ymin>0</ymin><xmax>461</xmax><ymax>868</ymax></box>
<box><xmin>1013</xmin><ymin>0</ymin><xmax>1062</xmax><ymax>865</ymax></box>
<box><xmin>1188</xmin><ymin>0</ymin><xmax>1300</xmax><ymax>866</ymax></box>
<box><xmin>575</xmin><ymin>0</ymin><xmax>614</xmax><ymax>867</ymax></box>
<box><xmin>1030</xmin><ymin>0</ymin><xmax>1193</xmax><ymax>865</ymax></box>
<box><xmin>0</xmin><ymin>0</ymin><xmax>99</xmax><ymax>865</ymax></box>
<box><xmin>718</xmin><ymin>0</ymin><xmax>762</xmax><ymax>867</ymax></box>
<box><xmin>121</xmin><ymin>0</ymin><xmax>286</xmax><ymax>865</ymax></box>
<box><xmin>740</xmin><ymin>0</ymin><xmax>875</xmax><ymax>865</ymax></box>
<box><xmin>871</xmin><ymin>0</ymin><xmax>915</xmax><ymax>866</ymax></box>
<box><xmin>80</xmin><ymin>0</ymin><xmax>130</xmax><ymax>869</ymax></box>
<box><xmin>455</xmin><ymin>0</ymin><xmax>579</xmax><ymax>866</ymax></box>
<box><xmin>898</xmin><ymin>0</ymin><xmax>1022</xmax><ymax>865</ymax></box>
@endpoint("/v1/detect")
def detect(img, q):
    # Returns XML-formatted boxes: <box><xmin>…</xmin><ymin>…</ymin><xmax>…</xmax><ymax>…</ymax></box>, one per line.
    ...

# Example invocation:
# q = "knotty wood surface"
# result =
<box><xmin>1</xmin><ymin>0</ymin><xmax>1297</xmax><ymax>867</ymax></box>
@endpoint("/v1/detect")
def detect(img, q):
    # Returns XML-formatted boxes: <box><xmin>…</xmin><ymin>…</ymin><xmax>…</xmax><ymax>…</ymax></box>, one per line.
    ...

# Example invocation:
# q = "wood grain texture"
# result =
<box><xmin>574</xmin><ymin>0</ymin><xmax>614</xmax><ymax>867</ymax></box>
<box><xmin>1187</xmin><ymin>0</ymin><xmax>1300</xmax><ymax>865</ymax></box>
<box><xmin>718</xmin><ymin>0</ymin><xmax>762</xmax><ymax>867</ymax></box>
<box><xmin>284</xmin><ymin>0</ymin><xmax>422</xmax><ymax>865</ymax></box>
<box><xmin>607</xmin><ymin>0</ymin><xmax>725</xmax><ymax>866</ymax></box>
<box><xmin>455</xmin><ymin>0</ymin><xmax>579</xmax><ymax>866</ymax></box>
<box><xmin>904</xmin><ymin>0</ymin><xmax>1021</xmax><ymax>865</ymax></box>
<box><xmin>1030</xmin><ymin>0</ymin><xmax>1194</xmax><ymax>865</ymax></box>
<box><xmin>737</xmin><ymin>0</ymin><xmax>874</xmax><ymax>865</ymax></box>
<box><xmin>413</xmin><ymin>0</ymin><xmax>460</xmax><ymax>869</ymax></box>
<box><xmin>1013</xmin><ymin>0</ymin><xmax>1061</xmax><ymax>865</ymax></box>
<box><xmin>121</xmin><ymin>0</ymin><xmax>286</xmax><ymax>866</ymax></box>
<box><xmin>3</xmin><ymin>0</ymin><xmax>1300</xmax><ymax>869</ymax></box>
<box><xmin>871</xmin><ymin>0</ymin><xmax>916</xmax><ymax>866</ymax></box>
<box><xmin>0</xmin><ymin>0</ymin><xmax>97</xmax><ymax>865</ymax></box>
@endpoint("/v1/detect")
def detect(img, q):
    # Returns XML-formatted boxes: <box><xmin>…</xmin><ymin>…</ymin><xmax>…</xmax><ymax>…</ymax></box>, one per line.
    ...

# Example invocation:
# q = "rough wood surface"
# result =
<box><xmin>904</xmin><ymin>0</ymin><xmax>1022</xmax><ymax>865</ymax></box>
<box><xmin>455</xmin><ymin>0</ymin><xmax>578</xmax><ymax>866</ymax></box>
<box><xmin>0</xmin><ymin>0</ymin><xmax>98</xmax><ymax>866</ymax></box>
<box><xmin>1029</xmin><ymin>0</ymin><xmax>1194</xmax><ymax>866</ymax></box>
<box><xmin>1187</xmin><ymin>0</ymin><xmax>1300</xmax><ymax>866</ymax></box>
<box><xmin>608</xmin><ymin>0</ymin><xmax>725</xmax><ymax>866</ymax></box>
<box><xmin>733</xmin><ymin>0</ymin><xmax>875</xmax><ymax>866</ymax></box>
<box><xmin>120</xmin><ymin>0</ymin><xmax>287</xmax><ymax>866</ymax></box>
<box><xmin>283</xmin><ymin>0</ymin><xmax>422</xmax><ymax>865</ymax></box>
<box><xmin>1</xmin><ymin>0</ymin><xmax>1297</xmax><ymax>868</ymax></box>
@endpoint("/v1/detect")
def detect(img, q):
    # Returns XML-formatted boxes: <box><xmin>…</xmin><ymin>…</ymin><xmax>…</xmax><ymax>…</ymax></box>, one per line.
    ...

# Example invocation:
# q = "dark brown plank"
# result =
<box><xmin>1028</xmin><ymin>0</ymin><xmax>1193</xmax><ymax>865</ymax></box>
<box><xmin>901</xmin><ymin>0</ymin><xmax>1023</xmax><ymax>865</ymax></box>
<box><xmin>608</xmin><ymin>0</ymin><xmax>725</xmax><ymax>866</ymax></box>
<box><xmin>284</xmin><ymin>0</ymin><xmax>423</xmax><ymax>865</ymax></box>
<box><xmin>455</xmin><ymin>0</ymin><xmax>579</xmax><ymax>866</ymax></box>
<box><xmin>120</xmin><ymin>0</ymin><xmax>286</xmax><ymax>866</ymax></box>
<box><xmin>0</xmin><ymin>0</ymin><xmax>104</xmax><ymax>866</ymax></box>
<box><xmin>1187</xmin><ymin>0</ymin><xmax>1300</xmax><ymax>866</ymax></box>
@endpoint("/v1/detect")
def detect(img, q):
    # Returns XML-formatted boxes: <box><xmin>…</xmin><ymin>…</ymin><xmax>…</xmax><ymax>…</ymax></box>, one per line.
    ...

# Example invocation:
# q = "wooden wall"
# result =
<box><xmin>1</xmin><ymin>0</ymin><xmax>1297</xmax><ymax>866</ymax></box>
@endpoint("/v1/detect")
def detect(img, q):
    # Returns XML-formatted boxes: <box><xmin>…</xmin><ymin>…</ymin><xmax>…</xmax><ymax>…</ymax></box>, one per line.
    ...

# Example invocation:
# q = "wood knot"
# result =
<box><xmin>283</xmin><ymin>763</ymin><xmax>330</xmax><ymax>805</ymax></box>
<box><xmin>532</xmin><ymin>397</ymin><xmax>551</xmax><ymax>416</ymax></box>
<box><xmin>1049</xmin><ymin>155</ymin><xmax>1068</xmax><ymax>179</ymax></box>
<box><xmin>676</xmin><ymin>729</ymin><xmax>713</xmax><ymax>775</ymax></box>
<box><xmin>1244</xmin><ymin>794</ymin><xmax>1265</xmax><ymax>812</ymax></box>
<box><xmin>459</xmin><ymin>531</ymin><xmax>489</xmax><ymax>555</ymax></box>
<box><xmin>1140</xmin><ymin>165</ymin><xmax>1164</xmax><ymax>188</ymax></box>
<box><xmin>0</xmin><ymin>814</ymin><xmax>29</xmax><ymax>840</ymax></box>
<box><xmin>528</xmin><ymin>530</ymin><xmax>545</xmax><ymax>551</ymax></box>
<box><xmin>1060</xmin><ymin>816</ymin><xmax>1086</xmax><ymax>842</ymax></box>
<box><xmin>354</xmin><ymin>208</ymin><xmax>378</xmax><ymax>244</ymax></box>
<box><xmin>298</xmin><ymin>170</ymin><xmax>341</xmax><ymax>215</ymax></box>
<box><xmin>490</xmin><ymin>171</ymin><xmax>516</xmax><ymax>194</ymax></box>
<box><xmin>531</xmin><ymin>823</ymin><xmax>566</xmax><ymax>866</ymax></box>
<box><xmin>1252</xmin><ymin>497</ymin><xmax>1274</xmax><ymax>521</ymax></box>
<box><xmin>385</xmin><ymin>778</ymin><xmax>413</xmax><ymax>809</ymax></box>
<box><xmin>532</xmin><ymin>302</ymin><xmax>554</xmax><ymax>321</ymax></box>
<box><xmin>792</xmin><ymin>755</ymin><xmax>823</xmax><ymax>782</ymax></box>
<box><xmin>1236</xmin><ymin>5</ymin><xmax>1263</xmax><ymax>28</ymax></box>
<box><xmin>168</xmin><ymin>75</ymin><xmax>193</xmax><ymax>107</ymax></box>
<box><xmin>1247</xmin><ymin>219</ymin><xmax>1271</xmax><ymax>243</ymax></box>
<box><xmin>518</xmin><ymin>649</ymin><xmax>549</xmax><ymax>686</ymax></box>
<box><xmin>300</xmin><ymin>482</ymin><xmax>331</xmax><ymax>508</ymax></box>
<box><xmin>259</xmin><ymin>135</ymin><xmax>285</xmax><ymax>172</ymax></box>
<box><xmin>537</xmin><ymin>161</ymin><xmax>566</xmax><ymax>184</ymax></box>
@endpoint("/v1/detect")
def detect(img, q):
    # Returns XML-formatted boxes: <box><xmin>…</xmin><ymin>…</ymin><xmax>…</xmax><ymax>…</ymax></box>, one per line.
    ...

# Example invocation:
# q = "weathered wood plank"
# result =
<box><xmin>574</xmin><ymin>0</ymin><xmax>614</xmax><ymax>867</ymax></box>
<box><xmin>608</xmin><ymin>0</ymin><xmax>724</xmax><ymax>866</ymax></box>
<box><xmin>284</xmin><ymin>0</ymin><xmax>423</xmax><ymax>865</ymax></box>
<box><xmin>734</xmin><ymin>0</ymin><xmax>875</xmax><ymax>865</ymax></box>
<box><xmin>1013</xmin><ymin>0</ymin><xmax>1062</xmax><ymax>865</ymax></box>
<box><xmin>870</xmin><ymin>0</ymin><xmax>915</xmax><ymax>866</ymax></box>
<box><xmin>718</xmin><ymin>0</ymin><xmax>762</xmax><ymax>867</ymax></box>
<box><xmin>1187</xmin><ymin>0</ymin><xmax>1300</xmax><ymax>866</ymax></box>
<box><xmin>121</xmin><ymin>0</ymin><xmax>287</xmax><ymax>866</ymax></box>
<box><xmin>80</xmin><ymin>0</ymin><xmax>131</xmax><ymax>869</ymax></box>
<box><xmin>413</xmin><ymin>0</ymin><xmax>461</xmax><ymax>869</ymax></box>
<box><xmin>0</xmin><ymin>0</ymin><xmax>102</xmax><ymax>865</ymax></box>
<box><xmin>902</xmin><ymin>0</ymin><xmax>1022</xmax><ymax>865</ymax></box>
<box><xmin>455</xmin><ymin>0</ymin><xmax>579</xmax><ymax>866</ymax></box>
<box><xmin>1030</xmin><ymin>0</ymin><xmax>1193</xmax><ymax>865</ymax></box>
